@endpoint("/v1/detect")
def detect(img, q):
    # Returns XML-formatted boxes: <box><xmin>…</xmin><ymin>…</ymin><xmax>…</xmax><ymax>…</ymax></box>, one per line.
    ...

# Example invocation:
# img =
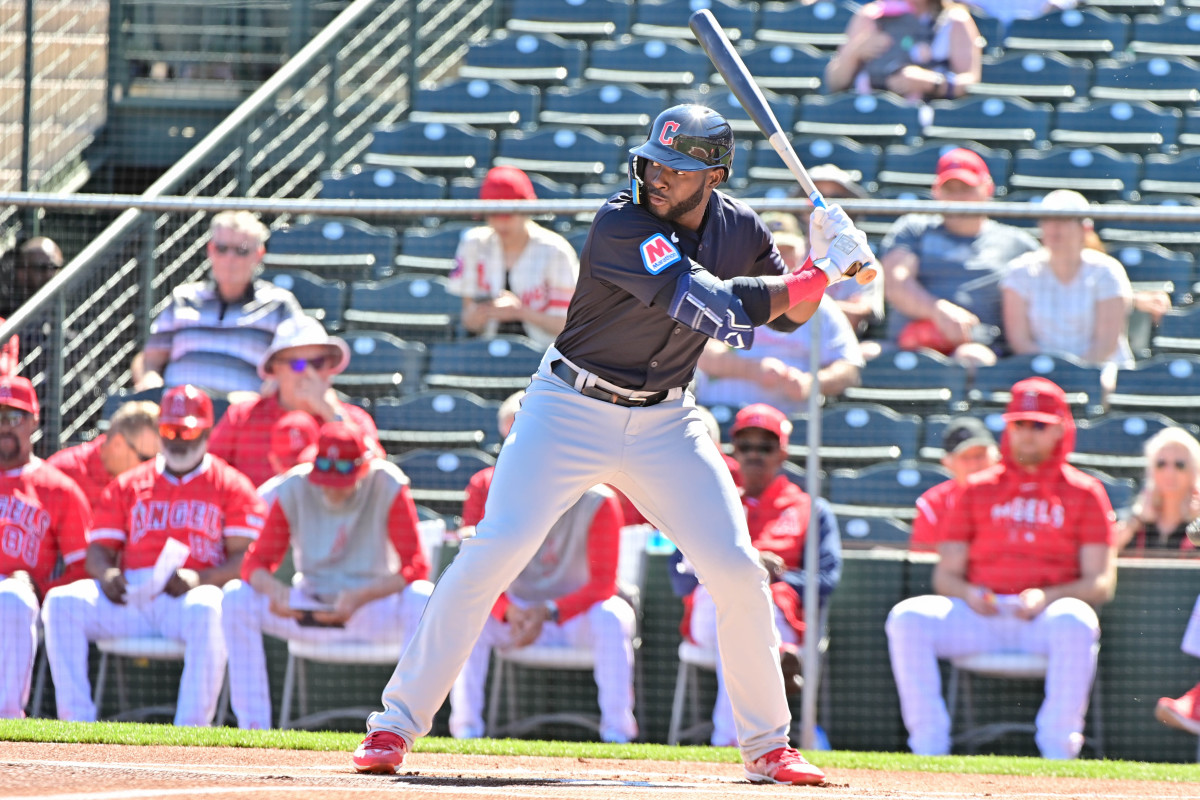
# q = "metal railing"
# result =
<box><xmin>0</xmin><ymin>0</ymin><xmax>497</xmax><ymax>451</ymax></box>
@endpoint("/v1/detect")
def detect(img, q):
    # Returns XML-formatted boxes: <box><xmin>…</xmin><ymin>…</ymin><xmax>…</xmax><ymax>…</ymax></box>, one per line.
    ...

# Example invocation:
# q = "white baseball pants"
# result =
<box><xmin>370</xmin><ymin>350</ymin><xmax>792</xmax><ymax>761</ymax></box>
<box><xmin>448</xmin><ymin>595</ymin><xmax>637</xmax><ymax>742</ymax></box>
<box><xmin>886</xmin><ymin>594</ymin><xmax>1099</xmax><ymax>759</ymax></box>
<box><xmin>0</xmin><ymin>576</ymin><xmax>39</xmax><ymax>719</ymax></box>
<box><xmin>1181</xmin><ymin>594</ymin><xmax>1200</xmax><ymax>659</ymax></box>
<box><xmin>690</xmin><ymin>584</ymin><xmax>799</xmax><ymax>747</ymax></box>
<box><xmin>222</xmin><ymin>578</ymin><xmax>434</xmax><ymax>730</ymax></box>
<box><xmin>42</xmin><ymin>573</ymin><xmax>227</xmax><ymax>726</ymax></box>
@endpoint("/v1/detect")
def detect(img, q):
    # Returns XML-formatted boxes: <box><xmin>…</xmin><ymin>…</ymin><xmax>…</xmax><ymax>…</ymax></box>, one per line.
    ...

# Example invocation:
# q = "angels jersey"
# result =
<box><xmin>0</xmin><ymin>457</ymin><xmax>91</xmax><ymax>592</ymax></box>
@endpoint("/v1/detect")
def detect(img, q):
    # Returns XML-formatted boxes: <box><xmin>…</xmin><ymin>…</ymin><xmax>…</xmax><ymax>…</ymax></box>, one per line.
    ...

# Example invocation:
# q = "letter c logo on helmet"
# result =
<box><xmin>658</xmin><ymin>120</ymin><xmax>680</xmax><ymax>146</ymax></box>
<box><xmin>629</xmin><ymin>104</ymin><xmax>735</xmax><ymax>205</ymax></box>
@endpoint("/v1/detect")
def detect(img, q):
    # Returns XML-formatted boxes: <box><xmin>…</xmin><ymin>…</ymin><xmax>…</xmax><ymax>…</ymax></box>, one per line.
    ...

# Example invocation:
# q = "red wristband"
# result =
<box><xmin>782</xmin><ymin>255</ymin><xmax>828</xmax><ymax>306</ymax></box>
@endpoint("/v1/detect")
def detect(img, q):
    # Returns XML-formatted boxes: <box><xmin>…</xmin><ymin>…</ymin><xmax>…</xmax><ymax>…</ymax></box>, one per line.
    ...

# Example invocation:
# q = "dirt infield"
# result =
<box><xmin>0</xmin><ymin>742</ymin><xmax>1193</xmax><ymax>800</ymax></box>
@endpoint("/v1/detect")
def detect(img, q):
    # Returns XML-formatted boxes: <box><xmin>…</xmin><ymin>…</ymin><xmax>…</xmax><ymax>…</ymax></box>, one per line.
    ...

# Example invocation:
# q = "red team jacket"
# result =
<box><xmin>0</xmin><ymin>458</ymin><xmax>91</xmax><ymax>593</ymax></box>
<box><xmin>89</xmin><ymin>455</ymin><xmax>265</xmax><ymax>571</ymax></box>
<box><xmin>463</xmin><ymin>467</ymin><xmax>623</xmax><ymax>624</ymax></box>
<box><xmin>47</xmin><ymin>436</ymin><xmax>112</xmax><ymax>511</ymax></box>
<box><xmin>942</xmin><ymin>411</ymin><xmax>1115</xmax><ymax>595</ymax></box>
<box><xmin>909</xmin><ymin>479</ymin><xmax>962</xmax><ymax>554</ymax></box>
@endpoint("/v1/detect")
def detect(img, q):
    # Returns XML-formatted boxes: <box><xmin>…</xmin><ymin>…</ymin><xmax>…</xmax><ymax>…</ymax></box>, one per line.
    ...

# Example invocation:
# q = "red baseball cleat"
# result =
<box><xmin>353</xmin><ymin>729</ymin><xmax>408</xmax><ymax>774</ymax></box>
<box><xmin>744</xmin><ymin>746</ymin><xmax>825</xmax><ymax>785</ymax></box>
<box><xmin>1156</xmin><ymin>682</ymin><xmax>1200</xmax><ymax>734</ymax></box>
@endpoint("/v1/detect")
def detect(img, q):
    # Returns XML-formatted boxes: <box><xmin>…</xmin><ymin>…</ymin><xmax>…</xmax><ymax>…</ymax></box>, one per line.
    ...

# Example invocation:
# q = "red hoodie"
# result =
<box><xmin>941</xmin><ymin>378</ymin><xmax>1115</xmax><ymax>595</ymax></box>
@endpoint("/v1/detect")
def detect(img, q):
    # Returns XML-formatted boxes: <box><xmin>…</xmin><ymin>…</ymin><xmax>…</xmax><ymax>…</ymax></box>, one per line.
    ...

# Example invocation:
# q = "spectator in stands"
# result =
<box><xmin>448</xmin><ymin>390</ymin><xmax>637</xmax><ymax>744</ymax></box>
<box><xmin>1002</xmin><ymin>190</ymin><xmax>1135</xmax><ymax>372</ymax></box>
<box><xmin>254</xmin><ymin>411</ymin><xmax>322</xmax><ymax>506</ymax></box>
<box><xmin>672</xmin><ymin>403</ymin><xmax>842</xmax><ymax>747</ymax></box>
<box><xmin>3</xmin><ymin>237</ymin><xmax>64</xmax><ymax>315</ymax></box>
<box><xmin>208</xmin><ymin>316</ymin><xmax>378</xmax><ymax>488</ymax></box>
<box><xmin>1116</xmin><ymin>427</ymin><xmax>1200</xmax><ymax>554</ymax></box>
<box><xmin>965</xmin><ymin>1</ymin><xmax>1076</xmax><ymax>30</ymax></box>
<box><xmin>223</xmin><ymin>421</ymin><xmax>433</xmax><ymax>730</ymax></box>
<box><xmin>695</xmin><ymin>230</ymin><xmax>863</xmax><ymax>415</ymax></box>
<box><xmin>882</xmin><ymin>147</ymin><xmax>1039</xmax><ymax>369</ymax></box>
<box><xmin>131</xmin><ymin>211</ymin><xmax>304</xmax><ymax>400</ymax></box>
<box><xmin>824</xmin><ymin>0</ymin><xmax>982</xmax><ymax>101</ymax></box>
<box><xmin>0</xmin><ymin>376</ymin><xmax>91</xmax><ymax>718</ymax></box>
<box><xmin>886</xmin><ymin>377</ymin><xmax>1116</xmax><ymax>759</ymax></box>
<box><xmin>910</xmin><ymin>416</ymin><xmax>999</xmax><ymax>553</ymax></box>
<box><xmin>448</xmin><ymin>166</ymin><xmax>579</xmax><ymax>349</ymax></box>
<box><xmin>43</xmin><ymin>385</ymin><xmax>266</xmax><ymax>726</ymax></box>
<box><xmin>47</xmin><ymin>401</ymin><xmax>160</xmax><ymax>511</ymax></box>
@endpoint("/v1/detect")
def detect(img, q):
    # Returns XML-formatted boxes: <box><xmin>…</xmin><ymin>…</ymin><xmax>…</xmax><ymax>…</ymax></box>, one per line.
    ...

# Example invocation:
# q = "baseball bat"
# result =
<box><xmin>688</xmin><ymin>8</ymin><xmax>877</xmax><ymax>285</ymax></box>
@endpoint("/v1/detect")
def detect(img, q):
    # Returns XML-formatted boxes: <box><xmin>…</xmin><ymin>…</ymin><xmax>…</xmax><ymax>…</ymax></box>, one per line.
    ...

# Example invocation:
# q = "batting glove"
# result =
<box><xmin>809</xmin><ymin>205</ymin><xmax>875</xmax><ymax>285</ymax></box>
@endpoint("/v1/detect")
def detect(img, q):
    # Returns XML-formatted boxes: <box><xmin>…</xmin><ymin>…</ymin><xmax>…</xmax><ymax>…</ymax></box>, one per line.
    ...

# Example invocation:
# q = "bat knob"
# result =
<box><xmin>854</xmin><ymin>265</ymin><xmax>877</xmax><ymax>285</ymax></box>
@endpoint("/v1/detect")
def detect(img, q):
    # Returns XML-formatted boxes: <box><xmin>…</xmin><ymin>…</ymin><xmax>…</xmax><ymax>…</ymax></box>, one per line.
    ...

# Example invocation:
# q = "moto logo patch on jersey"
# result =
<box><xmin>640</xmin><ymin>233</ymin><xmax>681</xmax><ymax>275</ymax></box>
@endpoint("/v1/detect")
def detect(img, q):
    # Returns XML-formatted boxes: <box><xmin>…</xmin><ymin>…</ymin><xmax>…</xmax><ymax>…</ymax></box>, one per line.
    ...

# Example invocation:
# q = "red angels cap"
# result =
<box><xmin>159</xmin><ymin>384</ymin><xmax>214</xmax><ymax>430</ymax></box>
<box><xmin>730</xmin><ymin>402</ymin><xmax>792</xmax><ymax>450</ymax></box>
<box><xmin>480</xmin><ymin>165</ymin><xmax>537</xmax><ymax>201</ymax></box>
<box><xmin>1002</xmin><ymin>377</ymin><xmax>1068</xmax><ymax>425</ymax></box>
<box><xmin>308</xmin><ymin>420</ymin><xmax>372</xmax><ymax>488</ymax></box>
<box><xmin>933</xmin><ymin>147</ymin><xmax>992</xmax><ymax>190</ymax></box>
<box><xmin>270</xmin><ymin>411</ymin><xmax>320</xmax><ymax>470</ymax></box>
<box><xmin>0</xmin><ymin>375</ymin><xmax>38</xmax><ymax>416</ymax></box>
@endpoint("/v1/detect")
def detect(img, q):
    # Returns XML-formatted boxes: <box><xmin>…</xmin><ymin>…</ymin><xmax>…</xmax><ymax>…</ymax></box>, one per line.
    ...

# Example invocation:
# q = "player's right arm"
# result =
<box><xmin>883</xmin><ymin>222</ymin><xmax>977</xmax><ymax>343</ymax></box>
<box><xmin>86</xmin><ymin>478</ymin><xmax>130</xmax><ymax>604</ymax></box>
<box><xmin>86</xmin><ymin>543</ymin><xmax>126</xmax><ymax>604</ymax></box>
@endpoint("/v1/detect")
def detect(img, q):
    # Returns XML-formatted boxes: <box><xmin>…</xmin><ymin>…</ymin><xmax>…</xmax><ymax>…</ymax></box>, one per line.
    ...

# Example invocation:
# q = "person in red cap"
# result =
<box><xmin>882</xmin><ymin>146</ymin><xmax>1039</xmax><ymax>369</ymax></box>
<box><xmin>43</xmin><ymin>384</ymin><xmax>266</xmax><ymax>726</ymax></box>
<box><xmin>255</xmin><ymin>411</ymin><xmax>321</xmax><ymax>507</ymax></box>
<box><xmin>672</xmin><ymin>403</ymin><xmax>842</xmax><ymax>746</ymax></box>
<box><xmin>222</xmin><ymin>421</ymin><xmax>432</xmax><ymax>730</ymax></box>
<box><xmin>887</xmin><ymin>377</ymin><xmax>1116</xmax><ymax>759</ymax></box>
<box><xmin>48</xmin><ymin>400</ymin><xmax>161</xmax><ymax>511</ymax></box>
<box><xmin>0</xmin><ymin>375</ymin><xmax>92</xmax><ymax>718</ymax></box>
<box><xmin>447</xmin><ymin>165</ymin><xmax>579</xmax><ymax>349</ymax></box>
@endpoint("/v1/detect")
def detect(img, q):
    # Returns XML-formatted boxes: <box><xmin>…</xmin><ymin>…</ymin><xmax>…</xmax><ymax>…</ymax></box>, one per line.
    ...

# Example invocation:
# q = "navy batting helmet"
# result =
<box><xmin>630</xmin><ymin>104</ymin><xmax>734</xmax><ymax>203</ymax></box>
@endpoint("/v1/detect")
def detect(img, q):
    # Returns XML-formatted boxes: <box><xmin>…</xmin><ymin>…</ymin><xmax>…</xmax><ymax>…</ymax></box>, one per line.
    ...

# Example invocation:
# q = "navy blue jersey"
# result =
<box><xmin>556</xmin><ymin>189</ymin><xmax>786</xmax><ymax>391</ymax></box>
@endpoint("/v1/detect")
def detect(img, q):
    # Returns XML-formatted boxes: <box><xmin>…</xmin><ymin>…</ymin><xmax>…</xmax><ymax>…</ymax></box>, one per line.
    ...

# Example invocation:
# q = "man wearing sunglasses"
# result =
<box><xmin>0</xmin><ymin>376</ymin><xmax>92</xmax><ymax>719</ymax></box>
<box><xmin>209</xmin><ymin>316</ymin><xmax>379</xmax><ymax>488</ymax></box>
<box><xmin>43</xmin><ymin>384</ymin><xmax>266</xmax><ymax>726</ymax></box>
<box><xmin>222</xmin><ymin>421</ymin><xmax>432</xmax><ymax>730</ymax></box>
<box><xmin>887</xmin><ymin>377</ymin><xmax>1117</xmax><ymax>760</ymax></box>
<box><xmin>47</xmin><ymin>401</ymin><xmax>161</xmax><ymax>511</ymax></box>
<box><xmin>676</xmin><ymin>403</ymin><xmax>842</xmax><ymax>747</ymax></box>
<box><xmin>131</xmin><ymin>210</ymin><xmax>304</xmax><ymax>399</ymax></box>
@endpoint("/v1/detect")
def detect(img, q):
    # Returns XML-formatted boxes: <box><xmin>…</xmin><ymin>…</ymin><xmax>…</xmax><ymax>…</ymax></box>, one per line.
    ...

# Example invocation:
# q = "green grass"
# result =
<box><xmin>3</xmin><ymin>719</ymin><xmax>1200</xmax><ymax>783</ymax></box>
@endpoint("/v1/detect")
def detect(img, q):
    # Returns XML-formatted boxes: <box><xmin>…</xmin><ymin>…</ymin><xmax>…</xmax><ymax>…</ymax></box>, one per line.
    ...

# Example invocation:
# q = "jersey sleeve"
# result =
<box><xmin>240</xmin><ymin>498</ymin><xmax>291</xmax><ymax>581</ymax></box>
<box><xmin>1094</xmin><ymin>253</ymin><xmax>1133</xmax><ymax>301</ymax></box>
<box><xmin>51</xmin><ymin>477</ymin><xmax>93</xmax><ymax>586</ymax></box>
<box><xmin>555</xmin><ymin>492</ymin><xmax>623</xmax><ymax>623</ymax></box>
<box><xmin>447</xmin><ymin>229</ymin><xmax>482</xmax><ymax>298</ymax></box>
<box><xmin>585</xmin><ymin>209</ymin><xmax>691</xmax><ymax>306</ymax></box>
<box><xmin>545</xmin><ymin>237</ymin><xmax>580</xmax><ymax>313</ymax></box>
<box><xmin>387</xmin><ymin>485</ymin><xmax>430</xmax><ymax>583</ymax></box>
<box><xmin>910</xmin><ymin>484</ymin><xmax>946</xmax><ymax>553</ymax></box>
<box><xmin>222</xmin><ymin>467</ymin><xmax>268</xmax><ymax>541</ymax></box>
<box><xmin>461</xmin><ymin>468</ymin><xmax>493</xmax><ymax>528</ymax></box>
<box><xmin>88</xmin><ymin>479</ymin><xmax>131</xmax><ymax>548</ymax></box>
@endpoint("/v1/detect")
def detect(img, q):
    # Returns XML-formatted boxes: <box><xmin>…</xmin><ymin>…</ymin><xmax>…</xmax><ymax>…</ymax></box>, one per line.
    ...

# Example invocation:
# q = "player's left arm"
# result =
<box><xmin>1038</xmin><ymin>543</ymin><xmax>1117</xmax><ymax>610</ymax></box>
<box><xmin>779</xmin><ymin>498</ymin><xmax>843</xmax><ymax>607</ymax></box>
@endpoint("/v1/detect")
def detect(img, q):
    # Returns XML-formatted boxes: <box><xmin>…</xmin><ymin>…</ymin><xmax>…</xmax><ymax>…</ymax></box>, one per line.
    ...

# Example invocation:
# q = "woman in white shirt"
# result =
<box><xmin>1001</xmin><ymin>189</ymin><xmax>1134</xmax><ymax>370</ymax></box>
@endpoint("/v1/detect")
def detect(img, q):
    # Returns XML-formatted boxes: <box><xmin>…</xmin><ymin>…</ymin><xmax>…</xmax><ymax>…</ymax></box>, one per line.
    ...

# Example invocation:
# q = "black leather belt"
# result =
<box><xmin>550</xmin><ymin>360</ymin><xmax>670</xmax><ymax>408</ymax></box>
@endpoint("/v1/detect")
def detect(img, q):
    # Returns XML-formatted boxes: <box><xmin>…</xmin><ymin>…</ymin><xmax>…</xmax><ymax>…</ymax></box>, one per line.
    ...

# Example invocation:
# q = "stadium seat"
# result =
<box><xmin>584</xmin><ymin>38</ymin><xmax>711</xmax><ymax>87</ymax></box>
<box><xmin>1108</xmin><ymin>354</ymin><xmax>1200</xmax><ymax>423</ymax></box>
<box><xmin>1129</xmin><ymin>11</ymin><xmax>1200</xmax><ymax>59</ymax></box>
<box><xmin>364</xmin><ymin>121</ymin><xmax>496</xmax><ymax>173</ymax></box>
<box><xmin>714</xmin><ymin>42</ymin><xmax>828</xmax><ymax>95</ymax></box>
<box><xmin>1088</xmin><ymin>0</ymin><xmax>1165</xmax><ymax>12</ymax></box>
<box><xmin>261</xmin><ymin>268</ymin><xmax>347</xmax><ymax>330</ymax></box>
<box><xmin>318</xmin><ymin>166</ymin><xmax>447</xmax><ymax>201</ymax></box>
<box><xmin>1049</xmin><ymin>100</ymin><xmax>1180</xmax><ymax>152</ymax></box>
<box><xmin>969</xmin><ymin>10</ymin><xmax>1004</xmax><ymax>56</ymax></box>
<box><xmin>373</xmin><ymin>390</ymin><xmax>500</xmax><ymax>454</ymax></box>
<box><xmin>1114</xmin><ymin>244</ymin><xmax>1195</xmax><ymax>307</ymax></box>
<box><xmin>837</xmin><ymin>515</ymin><xmax>912</xmax><ymax>550</ymax></box>
<box><xmin>539</xmin><ymin>83</ymin><xmax>668</xmax><ymax>136</ymax></box>
<box><xmin>1003</xmin><ymin>8</ymin><xmax>1131</xmax><ymax>55</ymax></box>
<box><xmin>266</xmin><ymin>218</ymin><xmax>397</xmax><ymax>281</ymax></box>
<box><xmin>409</xmin><ymin>78</ymin><xmax>539</xmax><ymax>129</ymax></box>
<box><xmin>970</xmin><ymin>354</ymin><xmax>1106</xmax><ymax>416</ymax></box>
<box><xmin>920</xmin><ymin>412</ymin><xmax>1005</xmax><ymax>460</ymax></box>
<box><xmin>1099</xmin><ymin>194</ymin><xmax>1200</xmax><ymax>250</ymax></box>
<box><xmin>924</xmin><ymin>96</ymin><xmax>1053</xmax><ymax>148</ymax></box>
<box><xmin>1180</xmin><ymin>109</ymin><xmax>1200</xmax><ymax>147</ymax></box>
<box><xmin>1091</xmin><ymin>56</ymin><xmax>1200</xmax><ymax>106</ymax></box>
<box><xmin>701</xmin><ymin>87</ymin><xmax>798</xmax><ymax>141</ymax></box>
<box><xmin>631</xmin><ymin>0</ymin><xmax>756</xmax><ymax>41</ymax></box>
<box><xmin>787</xmin><ymin>403</ymin><xmax>921</xmax><ymax>471</ymax></box>
<box><xmin>1008</xmin><ymin>145</ymin><xmax>1142</xmax><ymax>201</ymax></box>
<box><xmin>494</xmin><ymin>126</ymin><xmax>625</xmax><ymax>179</ymax></box>
<box><xmin>1081</xmin><ymin>468</ymin><xmax>1138</xmax><ymax>516</ymax></box>
<box><xmin>974</xmin><ymin>51</ymin><xmax>1093</xmax><ymax>101</ymax></box>
<box><xmin>458</xmin><ymin>31</ymin><xmax>586</xmax><ymax>84</ymax></box>
<box><xmin>344</xmin><ymin>274</ymin><xmax>461</xmax><ymax>342</ymax></box>
<box><xmin>1071</xmin><ymin>412</ymin><xmax>1196</xmax><ymax>480</ymax></box>
<box><xmin>423</xmin><ymin>336</ymin><xmax>545</xmax><ymax>400</ymax></box>
<box><xmin>1140</xmin><ymin>149</ymin><xmax>1200</xmax><ymax>196</ymax></box>
<box><xmin>1151</xmin><ymin>307</ymin><xmax>1200</xmax><ymax>355</ymax></box>
<box><xmin>395</xmin><ymin>225</ymin><xmax>470</xmax><ymax>276</ymax></box>
<box><xmin>505</xmin><ymin>0</ymin><xmax>633</xmax><ymax>38</ymax></box>
<box><xmin>877</xmin><ymin>141</ymin><xmax>1011</xmax><ymax>190</ymax></box>
<box><xmin>795</xmin><ymin>92</ymin><xmax>924</xmax><ymax>143</ymax></box>
<box><xmin>755</xmin><ymin>0</ymin><xmax>856</xmax><ymax>49</ymax></box>
<box><xmin>842</xmin><ymin>349</ymin><xmax>968</xmax><ymax>415</ymax></box>
<box><xmin>391</xmin><ymin>448</ymin><xmax>497</xmax><ymax>516</ymax></box>
<box><xmin>827</xmin><ymin>460</ymin><xmax>953</xmax><ymax>521</ymax></box>
<box><xmin>749</xmin><ymin>135</ymin><xmax>879</xmax><ymax>188</ymax></box>
<box><xmin>334</xmin><ymin>330</ymin><xmax>427</xmax><ymax>398</ymax></box>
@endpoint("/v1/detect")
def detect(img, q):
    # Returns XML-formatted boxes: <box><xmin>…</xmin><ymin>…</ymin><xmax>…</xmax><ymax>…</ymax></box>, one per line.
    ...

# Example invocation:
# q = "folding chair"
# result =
<box><xmin>94</xmin><ymin>636</ymin><xmax>229</xmax><ymax>724</ymax></box>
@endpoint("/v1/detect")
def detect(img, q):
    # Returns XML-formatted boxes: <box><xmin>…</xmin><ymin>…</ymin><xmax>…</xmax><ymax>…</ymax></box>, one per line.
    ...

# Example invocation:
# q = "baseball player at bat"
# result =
<box><xmin>354</xmin><ymin>105</ymin><xmax>870</xmax><ymax>784</ymax></box>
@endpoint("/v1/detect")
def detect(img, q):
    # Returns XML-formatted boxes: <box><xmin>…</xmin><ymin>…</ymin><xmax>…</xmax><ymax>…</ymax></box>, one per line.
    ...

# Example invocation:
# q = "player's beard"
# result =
<box><xmin>161</xmin><ymin>438</ymin><xmax>207</xmax><ymax>474</ymax></box>
<box><xmin>0</xmin><ymin>431</ymin><xmax>19</xmax><ymax>462</ymax></box>
<box><xmin>651</xmin><ymin>180</ymin><xmax>706</xmax><ymax>222</ymax></box>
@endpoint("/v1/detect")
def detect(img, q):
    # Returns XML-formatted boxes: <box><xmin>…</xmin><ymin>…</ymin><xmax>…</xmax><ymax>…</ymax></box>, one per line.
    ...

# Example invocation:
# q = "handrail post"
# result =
<box><xmin>44</xmin><ymin>291</ymin><xmax>67</xmax><ymax>453</ymax></box>
<box><xmin>20</xmin><ymin>0</ymin><xmax>36</xmax><ymax>233</ymax></box>
<box><xmin>138</xmin><ymin>212</ymin><xmax>157</xmax><ymax>342</ymax></box>
<box><xmin>321</xmin><ymin>33</ymin><xmax>341</xmax><ymax>165</ymax></box>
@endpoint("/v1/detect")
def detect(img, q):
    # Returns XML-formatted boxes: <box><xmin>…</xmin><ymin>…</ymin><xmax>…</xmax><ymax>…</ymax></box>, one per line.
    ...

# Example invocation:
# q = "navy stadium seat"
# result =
<box><xmin>838</xmin><ymin>515</ymin><xmax>912</xmax><ymax>550</ymax></box>
<box><xmin>842</xmin><ymin>348</ymin><xmax>968</xmax><ymax>414</ymax></box>
<box><xmin>1080</xmin><ymin>468</ymin><xmax>1138</xmax><ymax>516</ymax></box>
<box><xmin>410</xmin><ymin>78</ymin><xmax>539</xmax><ymax>129</ymax></box>
<box><xmin>261</xmin><ymin>268</ymin><xmax>347</xmax><ymax>330</ymax></box>
<box><xmin>877</xmin><ymin>141</ymin><xmax>1011</xmax><ymax>190</ymax></box>
<box><xmin>373</xmin><ymin>391</ymin><xmax>500</xmax><ymax>454</ymax></box>
<box><xmin>749</xmin><ymin>135</ymin><xmax>881</xmax><ymax>190</ymax></box>
<box><xmin>1109</xmin><ymin>355</ymin><xmax>1200</xmax><ymax>425</ymax></box>
<box><xmin>365</xmin><ymin>122</ymin><xmax>496</xmax><ymax>173</ymax></box>
<box><xmin>971</xmin><ymin>354</ymin><xmax>1106</xmax><ymax>415</ymax></box>
<box><xmin>1004</xmin><ymin>8</ymin><xmax>1131</xmax><ymax>56</ymax></box>
<box><xmin>1114</xmin><ymin>244</ymin><xmax>1195</xmax><ymax>307</ymax></box>
<box><xmin>584</xmin><ymin>38</ymin><xmax>711</xmax><ymax>87</ymax></box>
<box><xmin>391</xmin><ymin>448</ymin><xmax>497</xmax><ymax>516</ymax></box>
<box><xmin>1050</xmin><ymin>100</ymin><xmax>1180</xmax><ymax>152</ymax></box>
<box><xmin>1091</xmin><ymin>55</ymin><xmax>1200</xmax><ymax>106</ymax></box>
<box><xmin>424</xmin><ymin>336</ymin><xmax>546</xmax><ymax>400</ymax></box>
<box><xmin>828</xmin><ymin>461</ymin><xmax>952</xmax><ymax>521</ymax></box>
<box><xmin>701</xmin><ymin>87</ymin><xmax>797</xmax><ymax>141</ymax></box>
<box><xmin>1008</xmin><ymin>145</ymin><xmax>1142</xmax><ymax>201</ymax></box>
<box><xmin>1099</xmin><ymin>194</ymin><xmax>1200</xmax><ymax>249</ymax></box>
<box><xmin>505</xmin><ymin>0</ymin><xmax>633</xmax><ymax>38</ymax></box>
<box><xmin>974</xmin><ymin>51</ymin><xmax>1093</xmax><ymax>101</ymax></box>
<box><xmin>458</xmin><ymin>32</ymin><xmax>586</xmax><ymax>84</ymax></box>
<box><xmin>1151</xmin><ymin>308</ymin><xmax>1200</xmax><ymax>355</ymax></box>
<box><xmin>1071</xmin><ymin>412</ymin><xmax>1196</xmax><ymax>480</ymax></box>
<box><xmin>334</xmin><ymin>330</ymin><xmax>427</xmax><ymax>398</ymax></box>
<box><xmin>344</xmin><ymin>275</ymin><xmax>461</xmax><ymax>342</ymax></box>
<box><xmin>1140</xmin><ymin>149</ymin><xmax>1200</xmax><ymax>196</ymax></box>
<box><xmin>787</xmin><ymin>403</ymin><xmax>921</xmax><ymax>470</ymax></box>
<box><xmin>631</xmin><ymin>0</ymin><xmax>756</xmax><ymax>42</ymax></box>
<box><xmin>719</xmin><ymin>43</ymin><xmax>828</xmax><ymax>95</ymax></box>
<box><xmin>756</xmin><ymin>0</ymin><xmax>855</xmax><ymax>49</ymax></box>
<box><xmin>925</xmin><ymin>96</ymin><xmax>1053</xmax><ymax>148</ymax></box>
<box><xmin>267</xmin><ymin>218</ymin><xmax>397</xmax><ymax>282</ymax></box>
<box><xmin>539</xmin><ymin>83</ymin><xmax>668</xmax><ymax>135</ymax></box>
<box><xmin>795</xmin><ymin>92</ymin><xmax>923</xmax><ymax>143</ymax></box>
<box><xmin>495</xmin><ymin>126</ymin><xmax>625</xmax><ymax>179</ymax></box>
<box><xmin>1129</xmin><ymin>11</ymin><xmax>1200</xmax><ymax>59</ymax></box>
<box><xmin>318</xmin><ymin>166</ymin><xmax>446</xmax><ymax>201</ymax></box>
<box><xmin>1180</xmin><ymin>109</ymin><xmax>1200</xmax><ymax>147</ymax></box>
<box><xmin>396</xmin><ymin>226</ymin><xmax>469</xmax><ymax>276</ymax></box>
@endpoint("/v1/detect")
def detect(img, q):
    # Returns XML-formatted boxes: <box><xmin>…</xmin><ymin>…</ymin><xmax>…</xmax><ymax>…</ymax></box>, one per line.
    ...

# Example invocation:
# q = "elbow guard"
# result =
<box><xmin>668</xmin><ymin>269</ymin><xmax>756</xmax><ymax>350</ymax></box>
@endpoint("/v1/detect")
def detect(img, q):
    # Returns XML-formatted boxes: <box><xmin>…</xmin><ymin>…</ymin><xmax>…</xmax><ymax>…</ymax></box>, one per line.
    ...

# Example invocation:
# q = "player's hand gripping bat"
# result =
<box><xmin>689</xmin><ymin>9</ymin><xmax>877</xmax><ymax>285</ymax></box>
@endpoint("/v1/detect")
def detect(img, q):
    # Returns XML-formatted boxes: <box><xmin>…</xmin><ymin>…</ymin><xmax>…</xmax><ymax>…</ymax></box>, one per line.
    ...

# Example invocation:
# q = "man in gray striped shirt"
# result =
<box><xmin>132</xmin><ymin>211</ymin><xmax>303</xmax><ymax>399</ymax></box>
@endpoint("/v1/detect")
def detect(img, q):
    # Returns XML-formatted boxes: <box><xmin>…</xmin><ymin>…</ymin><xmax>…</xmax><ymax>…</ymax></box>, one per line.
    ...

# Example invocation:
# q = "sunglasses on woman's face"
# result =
<box><xmin>281</xmin><ymin>355</ymin><xmax>336</xmax><ymax>373</ymax></box>
<box><xmin>159</xmin><ymin>424</ymin><xmax>205</xmax><ymax>441</ymax></box>
<box><xmin>1155</xmin><ymin>459</ymin><xmax>1188</xmax><ymax>471</ymax></box>
<box><xmin>314</xmin><ymin>456</ymin><xmax>363</xmax><ymax>475</ymax></box>
<box><xmin>213</xmin><ymin>242</ymin><xmax>255</xmax><ymax>257</ymax></box>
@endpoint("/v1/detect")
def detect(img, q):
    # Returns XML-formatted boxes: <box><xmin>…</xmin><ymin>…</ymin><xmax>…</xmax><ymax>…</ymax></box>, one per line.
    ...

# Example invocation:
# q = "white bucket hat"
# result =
<box><xmin>257</xmin><ymin>316</ymin><xmax>351</xmax><ymax>379</ymax></box>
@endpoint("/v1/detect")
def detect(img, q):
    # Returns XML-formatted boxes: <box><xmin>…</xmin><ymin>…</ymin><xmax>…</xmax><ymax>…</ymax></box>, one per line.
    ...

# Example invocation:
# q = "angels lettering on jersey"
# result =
<box><xmin>0</xmin><ymin>493</ymin><xmax>51</xmax><ymax>568</ymax></box>
<box><xmin>989</xmin><ymin>490</ymin><xmax>1066</xmax><ymax>545</ymax></box>
<box><xmin>131</xmin><ymin>499</ymin><xmax>226</xmax><ymax>564</ymax></box>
